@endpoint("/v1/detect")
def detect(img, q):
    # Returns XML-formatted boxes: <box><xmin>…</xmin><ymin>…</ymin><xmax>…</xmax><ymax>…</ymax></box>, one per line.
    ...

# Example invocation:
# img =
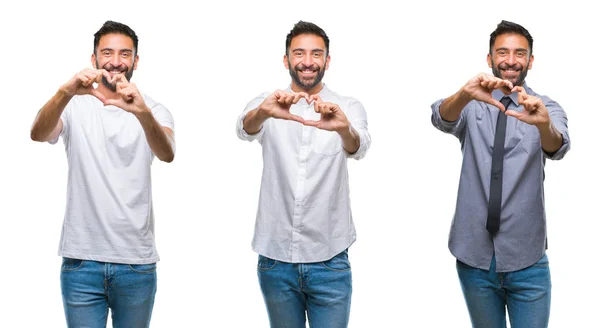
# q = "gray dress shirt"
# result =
<box><xmin>431</xmin><ymin>83</ymin><xmax>570</xmax><ymax>272</ymax></box>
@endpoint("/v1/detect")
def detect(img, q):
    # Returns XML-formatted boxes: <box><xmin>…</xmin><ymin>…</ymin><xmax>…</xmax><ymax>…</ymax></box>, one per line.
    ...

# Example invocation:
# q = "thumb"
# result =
<box><xmin>104</xmin><ymin>98</ymin><xmax>119</xmax><ymax>107</ymax></box>
<box><xmin>89</xmin><ymin>88</ymin><xmax>107</xmax><ymax>104</ymax></box>
<box><xmin>490</xmin><ymin>98</ymin><xmax>506</xmax><ymax>112</ymax></box>
<box><xmin>505</xmin><ymin>110</ymin><xmax>522</xmax><ymax>119</ymax></box>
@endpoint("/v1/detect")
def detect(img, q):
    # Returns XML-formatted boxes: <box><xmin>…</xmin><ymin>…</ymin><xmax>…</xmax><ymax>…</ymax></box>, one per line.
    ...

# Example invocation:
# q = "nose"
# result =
<box><xmin>505</xmin><ymin>53</ymin><xmax>517</xmax><ymax>65</ymax></box>
<box><xmin>302</xmin><ymin>54</ymin><xmax>313</xmax><ymax>67</ymax></box>
<box><xmin>109</xmin><ymin>54</ymin><xmax>121</xmax><ymax>67</ymax></box>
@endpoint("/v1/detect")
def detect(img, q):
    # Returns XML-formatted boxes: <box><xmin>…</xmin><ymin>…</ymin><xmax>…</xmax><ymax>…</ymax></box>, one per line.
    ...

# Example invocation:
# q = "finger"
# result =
<box><xmin>480</xmin><ymin>80</ymin><xmax>494</xmax><ymax>90</ymax></box>
<box><xmin>303</xmin><ymin>119</ymin><xmax>320</xmax><ymax>128</ymax></box>
<box><xmin>505</xmin><ymin>110</ymin><xmax>523</xmax><ymax>119</ymax></box>
<box><xmin>317</xmin><ymin>103</ymin><xmax>333</xmax><ymax>115</ymax></box>
<box><xmin>514</xmin><ymin>87</ymin><xmax>529</xmax><ymax>104</ymax></box>
<box><xmin>490</xmin><ymin>98</ymin><xmax>506</xmax><ymax>112</ymax></box>
<box><xmin>292</xmin><ymin>93</ymin><xmax>304</xmax><ymax>104</ymax></box>
<box><xmin>285</xmin><ymin>114</ymin><xmax>305</xmax><ymax>124</ymax></box>
<box><xmin>511</xmin><ymin>86</ymin><xmax>525</xmax><ymax>94</ymax></box>
<box><xmin>309</xmin><ymin>94</ymin><xmax>322</xmax><ymax>104</ymax></box>
<box><xmin>116</xmin><ymin>81</ymin><xmax>128</xmax><ymax>92</ymax></box>
<box><xmin>99</xmin><ymin>69</ymin><xmax>111</xmax><ymax>82</ymax></box>
<box><xmin>296</xmin><ymin>92</ymin><xmax>310</xmax><ymax>102</ymax></box>
<box><xmin>118</xmin><ymin>86</ymin><xmax>136</xmax><ymax>102</ymax></box>
<box><xmin>89</xmin><ymin>88</ymin><xmax>107</xmax><ymax>104</ymax></box>
<box><xmin>275</xmin><ymin>91</ymin><xmax>289</xmax><ymax>104</ymax></box>
<box><xmin>112</xmin><ymin>73</ymin><xmax>128</xmax><ymax>84</ymax></box>
<box><xmin>522</xmin><ymin>98</ymin><xmax>539</xmax><ymax>112</ymax></box>
<box><xmin>104</xmin><ymin>98</ymin><xmax>122</xmax><ymax>107</ymax></box>
<box><xmin>284</xmin><ymin>94</ymin><xmax>296</xmax><ymax>105</ymax></box>
<box><xmin>79</xmin><ymin>74</ymin><xmax>94</xmax><ymax>87</ymax></box>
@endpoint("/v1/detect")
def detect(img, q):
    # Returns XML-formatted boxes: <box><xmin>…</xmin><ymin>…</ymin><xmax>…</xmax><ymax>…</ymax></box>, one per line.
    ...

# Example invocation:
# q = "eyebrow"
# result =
<box><xmin>496</xmin><ymin>47</ymin><xmax>529</xmax><ymax>53</ymax></box>
<box><xmin>291</xmin><ymin>48</ymin><xmax>325</xmax><ymax>53</ymax></box>
<box><xmin>99</xmin><ymin>48</ymin><xmax>134</xmax><ymax>53</ymax></box>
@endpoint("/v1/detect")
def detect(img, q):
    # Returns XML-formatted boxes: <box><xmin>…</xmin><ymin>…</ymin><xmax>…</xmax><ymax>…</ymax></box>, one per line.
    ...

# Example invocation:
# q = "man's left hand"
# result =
<box><xmin>303</xmin><ymin>95</ymin><xmax>350</xmax><ymax>133</ymax></box>
<box><xmin>104</xmin><ymin>74</ymin><xmax>149</xmax><ymax>115</ymax></box>
<box><xmin>505</xmin><ymin>86</ymin><xmax>550</xmax><ymax>128</ymax></box>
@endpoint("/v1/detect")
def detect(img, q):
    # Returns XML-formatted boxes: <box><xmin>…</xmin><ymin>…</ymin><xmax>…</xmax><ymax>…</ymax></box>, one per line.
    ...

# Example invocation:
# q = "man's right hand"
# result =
<box><xmin>462</xmin><ymin>73</ymin><xmax>514</xmax><ymax>111</ymax></box>
<box><xmin>256</xmin><ymin>90</ymin><xmax>309</xmax><ymax>124</ymax></box>
<box><xmin>59</xmin><ymin>69</ymin><xmax>110</xmax><ymax>104</ymax></box>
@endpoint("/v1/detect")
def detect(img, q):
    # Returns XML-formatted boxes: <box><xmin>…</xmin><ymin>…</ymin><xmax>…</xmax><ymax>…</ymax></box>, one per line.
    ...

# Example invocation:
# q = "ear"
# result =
<box><xmin>91</xmin><ymin>53</ymin><xmax>97</xmax><ymax>68</ymax></box>
<box><xmin>487</xmin><ymin>53</ymin><xmax>492</xmax><ymax>68</ymax></box>
<box><xmin>527</xmin><ymin>54</ymin><xmax>534</xmax><ymax>70</ymax></box>
<box><xmin>283</xmin><ymin>54</ymin><xmax>289</xmax><ymax>69</ymax></box>
<box><xmin>134</xmin><ymin>55</ymin><xmax>139</xmax><ymax>71</ymax></box>
<box><xmin>325</xmin><ymin>55</ymin><xmax>331</xmax><ymax>70</ymax></box>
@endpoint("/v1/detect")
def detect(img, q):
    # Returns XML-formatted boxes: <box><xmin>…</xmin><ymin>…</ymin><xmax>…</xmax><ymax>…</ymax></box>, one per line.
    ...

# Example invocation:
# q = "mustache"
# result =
<box><xmin>102</xmin><ymin>63</ymin><xmax>129</xmax><ymax>72</ymax></box>
<box><xmin>498</xmin><ymin>63</ymin><xmax>523</xmax><ymax>70</ymax></box>
<box><xmin>295</xmin><ymin>64</ymin><xmax>319</xmax><ymax>72</ymax></box>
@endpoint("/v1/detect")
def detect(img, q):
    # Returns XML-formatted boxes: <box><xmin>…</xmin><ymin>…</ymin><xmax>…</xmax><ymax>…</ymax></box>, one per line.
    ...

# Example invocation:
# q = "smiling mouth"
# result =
<box><xmin>501</xmin><ymin>68</ymin><xmax>521</xmax><ymax>76</ymax></box>
<box><xmin>299</xmin><ymin>69</ymin><xmax>317</xmax><ymax>76</ymax></box>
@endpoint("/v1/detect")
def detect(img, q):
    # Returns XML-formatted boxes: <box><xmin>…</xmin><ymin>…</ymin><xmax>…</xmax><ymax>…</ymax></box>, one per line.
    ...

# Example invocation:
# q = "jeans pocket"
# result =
<box><xmin>321</xmin><ymin>251</ymin><xmax>351</xmax><ymax>272</ymax></box>
<box><xmin>257</xmin><ymin>255</ymin><xmax>278</xmax><ymax>271</ymax></box>
<box><xmin>533</xmin><ymin>254</ymin><xmax>549</xmax><ymax>268</ymax></box>
<box><xmin>61</xmin><ymin>258</ymin><xmax>84</xmax><ymax>272</ymax></box>
<box><xmin>455</xmin><ymin>259</ymin><xmax>474</xmax><ymax>269</ymax></box>
<box><xmin>128</xmin><ymin>263</ymin><xmax>157</xmax><ymax>274</ymax></box>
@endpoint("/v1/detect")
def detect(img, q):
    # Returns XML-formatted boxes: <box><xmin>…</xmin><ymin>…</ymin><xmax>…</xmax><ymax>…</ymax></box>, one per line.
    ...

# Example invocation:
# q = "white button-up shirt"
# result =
<box><xmin>237</xmin><ymin>85</ymin><xmax>371</xmax><ymax>263</ymax></box>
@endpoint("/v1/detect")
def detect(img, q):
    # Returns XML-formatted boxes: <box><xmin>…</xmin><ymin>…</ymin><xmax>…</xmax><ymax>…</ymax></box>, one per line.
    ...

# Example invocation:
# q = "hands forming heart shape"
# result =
<box><xmin>260</xmin><ymin>90</ymin><xmax>350</xmax><ymax>133</ymax></box>
<box><xmin>62</xmin><ymin>68</ymin><xmax>147</xmax><ymax>114</ymax></box>
<box><xmin>464</xmin><ymin>73</ymin><xmax>550</xmax><ymax>127</ymax></box>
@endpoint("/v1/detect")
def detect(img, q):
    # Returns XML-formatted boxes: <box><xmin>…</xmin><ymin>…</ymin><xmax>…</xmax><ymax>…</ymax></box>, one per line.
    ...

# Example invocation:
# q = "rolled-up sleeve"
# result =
<box><xmin>431</xmin><ymin>98</ymin><xmax>467</xmax><ymax>139</ymax></box>
<box><xmin>345</xmin><ymin>99</ymin><xmax>371</xmax><ymax>160</ymax></box>
<box><xmin>542</xmin><ymin>97</ymin><xmax>570</xmax><ymax>160</ymax></box>
<box><xmin>236</xmin><ymin>92</ymin><xmax>269</xmax><ymax>142</ymax></box>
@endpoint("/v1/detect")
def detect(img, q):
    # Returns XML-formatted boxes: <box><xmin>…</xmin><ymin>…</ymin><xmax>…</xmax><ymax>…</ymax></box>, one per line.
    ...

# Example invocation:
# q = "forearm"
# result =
<box><xmin>135</xmin><ymin>108</ymin><xmax>175</xmax><ymax>163</ymax></box>
<box><xmin>440</xmin><ymin>88</ymin><xmax>471</xmax><ymax>122</ymax></box>
<box><xmin>242</xmin><ymin>107</ymin><xmax>270</xmax><ymax>135</ymax></box>
<box><xmin>338</xmin><ymin>125</ymin><xmax>360</xmax><ymax>154</ymax></box>
<box><xmin>537</xmin><ymin>121</ymin><xmax>563</xmax><ymax>153</ymax></box>
<box><xmin>30</xmin><ymin>89</ymin><xmax>71</xmax><ymax>141</ymax></box>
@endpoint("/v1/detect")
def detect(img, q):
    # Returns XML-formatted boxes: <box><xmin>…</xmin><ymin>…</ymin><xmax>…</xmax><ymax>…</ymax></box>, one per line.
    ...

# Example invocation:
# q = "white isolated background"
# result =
<box><xmin>0</xmin><ymin>0</ymin><xmax>597</xmax><ymax>327</ymax></box>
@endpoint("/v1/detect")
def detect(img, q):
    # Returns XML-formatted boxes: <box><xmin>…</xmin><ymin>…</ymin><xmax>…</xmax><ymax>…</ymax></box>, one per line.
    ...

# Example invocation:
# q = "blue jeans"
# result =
<box><xmin>456</xmin><ymin>254</ymin><xmax>551</xmax><ymax>328</ymax></box>
<box><xmin>257</xmin><ymin>250</ymin><xmax>352</xmax><ymax>328</ymax></box>
<box><xmin>60</xmin><ymin>258</ymin><xmax>157</xmax><ymax>328</ymax></box>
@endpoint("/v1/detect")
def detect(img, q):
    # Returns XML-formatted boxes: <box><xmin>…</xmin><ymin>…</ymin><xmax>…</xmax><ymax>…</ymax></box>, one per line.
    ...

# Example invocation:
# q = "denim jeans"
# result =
<box><xmin>257</xmin><ymin>250</ymin><xmax>352</xmax><ymax>328</ymax></box>
<box><xmin>60</xmin><ymin>258</ymin><xmax>157</xmax><ymax>328</ymax></box>
<box><xmin>456</xmin><ymin>254</ymin><xmax>551</xmax><ymax>328</ymax></box>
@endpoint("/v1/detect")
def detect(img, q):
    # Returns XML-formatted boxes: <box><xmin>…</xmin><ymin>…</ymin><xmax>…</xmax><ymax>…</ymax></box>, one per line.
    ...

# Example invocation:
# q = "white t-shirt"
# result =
<box><xmin>50</xmin><ymin>94</ymin><xmax>174</xmax><ymax>264</ymax></box>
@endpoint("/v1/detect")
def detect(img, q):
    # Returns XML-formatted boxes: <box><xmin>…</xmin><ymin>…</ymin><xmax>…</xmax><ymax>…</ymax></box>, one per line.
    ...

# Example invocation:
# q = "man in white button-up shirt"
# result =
<box><xmin>237</xmin><ymin>21</ymin><xmax>370</xmax><ymax>328</ymax></box>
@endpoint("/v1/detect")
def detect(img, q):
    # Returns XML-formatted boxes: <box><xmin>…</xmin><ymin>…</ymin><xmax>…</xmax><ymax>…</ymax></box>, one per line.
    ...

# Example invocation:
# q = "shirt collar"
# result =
<box><xmin>492</xmin><ymin>81</ymin><xmax>529</xmax><ymax>107</ymax></box>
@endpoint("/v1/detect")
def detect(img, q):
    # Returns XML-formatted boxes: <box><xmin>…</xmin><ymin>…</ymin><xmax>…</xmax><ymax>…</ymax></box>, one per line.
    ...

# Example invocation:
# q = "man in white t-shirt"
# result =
<box><xmin>30</xmin><ymin>21</ymin><xmax>174</xmax><ymax>328</ymax></box>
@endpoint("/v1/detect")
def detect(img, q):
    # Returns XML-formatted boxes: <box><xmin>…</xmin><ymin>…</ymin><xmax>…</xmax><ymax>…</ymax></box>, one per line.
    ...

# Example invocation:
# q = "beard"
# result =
<box><xmin>288</xmin><ymin>61</ymin><xmax>325</xmax><ymax>91</ymax></box>
<box><xmin>96</xmin><ymin>60</ymin><xmax>134</xmax><ymax>91</ymax></box>
<box><xmin>491</xmin><ymin>60</ymin><xmax>529</xmax><ymax>87</ymax></box>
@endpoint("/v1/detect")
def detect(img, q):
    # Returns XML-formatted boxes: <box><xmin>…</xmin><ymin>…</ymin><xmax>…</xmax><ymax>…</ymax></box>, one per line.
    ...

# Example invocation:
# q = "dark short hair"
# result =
<box><xmin>489</xmin><ymin>20</ymin><xmax>533</xmax><ymax>55</ymax></box>
<box><xmin>285</xmin><ymin>21</ymin><xmax>329</xmax><ymax>56</ymax></box>
<box><xmin>93</xmin><ymin>20</ymin><xmax>139</xmax><ymax>55</ymax></box>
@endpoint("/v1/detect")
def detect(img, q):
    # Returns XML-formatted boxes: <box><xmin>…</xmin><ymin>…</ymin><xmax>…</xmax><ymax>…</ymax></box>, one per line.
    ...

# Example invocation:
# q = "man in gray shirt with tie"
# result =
<box><xmin>431</xmin><ymin>20</ymin><xmax>570</xmax><ymax>328</ymax></box>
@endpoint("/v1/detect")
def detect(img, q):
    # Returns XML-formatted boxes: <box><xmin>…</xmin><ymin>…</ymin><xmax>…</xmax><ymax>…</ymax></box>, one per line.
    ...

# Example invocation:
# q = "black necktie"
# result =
<box><xmin>486</xmin><ymin>96</ymin><xmax>512</xmax><ymax>235</ymax></box>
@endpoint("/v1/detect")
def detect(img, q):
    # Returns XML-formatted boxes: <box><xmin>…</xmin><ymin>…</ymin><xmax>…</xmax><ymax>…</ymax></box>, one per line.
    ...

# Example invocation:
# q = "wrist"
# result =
<box><xmin>536</xmin><ymin>120</ymin><xmax>552</xmax><ymax>133</ymax></box>
<box><xmin>58</xmin><ymin>85</ymin><xmax>75</xmax><ymax>98</ymax></box>
<box><xmin>255</xmin><ymin>106</ymin><xmax>271</xmax><ymax>120</ymax></box>
<box><xmin>457</xmin><ymin>87</ymin><xmax>473</xmax><ymax>102</ymax></box>
<box><xmin>336</xmin><ymin>121</ymin><xmax>352</xmax><ymax>137</ymax></box>
<box><xmin>133</xmin><ymin>105</ymin><xmax>152</xmax><ymax>118</ymax></box>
